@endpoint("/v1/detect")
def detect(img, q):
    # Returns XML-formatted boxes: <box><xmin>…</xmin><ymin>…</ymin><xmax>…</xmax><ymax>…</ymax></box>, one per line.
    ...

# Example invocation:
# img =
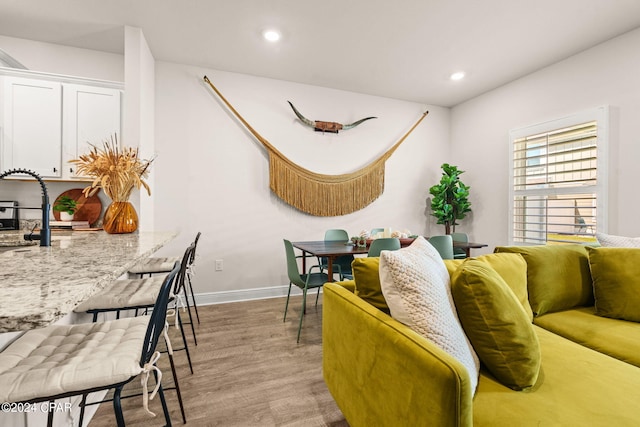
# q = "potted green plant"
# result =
<box><xmin>53</xmin><ymin>196</ymin><xmax>78</xmax><ymax>221</ymax></box>
<box><xmin>429</xmin><ymin>163</ymin><xmax>471</xmax><ymax>234</ymax></box>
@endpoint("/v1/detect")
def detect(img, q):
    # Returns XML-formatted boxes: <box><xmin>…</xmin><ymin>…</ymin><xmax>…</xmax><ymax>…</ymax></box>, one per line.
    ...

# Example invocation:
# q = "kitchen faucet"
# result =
<box><xmin>0</xmin><ymin>168</ymin><xmax>51</xmax><ymax>246</ymax></box>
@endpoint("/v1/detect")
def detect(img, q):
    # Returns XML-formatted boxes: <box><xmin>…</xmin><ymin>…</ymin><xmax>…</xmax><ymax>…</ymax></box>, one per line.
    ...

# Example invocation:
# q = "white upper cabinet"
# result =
<box><xmin>1</xmin><ymin>77</ymin><xmax>63</xmax><ymax>178</ymax></box>
<box><xmin>62</xmin><ymin>84</ymin><xmax>121</xmax><ymax>179</ymax></box>
<box><xmin>0</xmin><ymin>71</ymin><xmax>123</xmax><ymax>181</ymax></box>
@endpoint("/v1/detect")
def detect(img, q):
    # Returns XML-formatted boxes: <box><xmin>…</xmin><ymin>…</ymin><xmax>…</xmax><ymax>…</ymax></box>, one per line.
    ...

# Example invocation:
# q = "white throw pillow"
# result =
<box><xmin>596</xmin><ymin>232</ymin><xmax>640</xmax><ymax>248</ymax></box>
<box><xmin>379</xmin><ymin>236</ymin><xmax>480</xmax><ymax>393</ymax></box>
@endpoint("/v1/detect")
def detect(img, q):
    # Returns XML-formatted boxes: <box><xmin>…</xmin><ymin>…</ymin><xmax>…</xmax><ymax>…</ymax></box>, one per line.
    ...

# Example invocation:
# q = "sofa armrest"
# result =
<box><xmin>322</xmin><ymin>283</ymin><xmax>474</xmax><ymax>427</ymax></box>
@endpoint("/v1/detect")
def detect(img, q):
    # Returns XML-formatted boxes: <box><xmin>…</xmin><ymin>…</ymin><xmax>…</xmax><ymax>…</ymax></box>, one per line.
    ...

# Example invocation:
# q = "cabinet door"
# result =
<box><xmin>62</xmin><ymin>84</ymin><xmax>121</xmax><ymax>179</ymax></box>
<box><xmin>1</xmin><ymin>77</ymin><xmax>62</xmax><ymax>178</ymax></box>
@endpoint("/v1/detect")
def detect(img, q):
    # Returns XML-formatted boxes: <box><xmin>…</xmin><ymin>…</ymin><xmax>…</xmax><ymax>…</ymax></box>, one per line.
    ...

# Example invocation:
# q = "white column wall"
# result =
<box><xmin>123</xmin><ymin>26</ymin><xmax>155</xmax><ymax>231</ymax></box>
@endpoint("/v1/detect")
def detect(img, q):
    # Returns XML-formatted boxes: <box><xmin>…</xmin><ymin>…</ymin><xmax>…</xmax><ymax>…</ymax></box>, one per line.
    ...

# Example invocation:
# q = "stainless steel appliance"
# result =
<box><xmin>0</xmin><ymin>201</ymin><xmax>19</xmax><ymax>230</ymax></box>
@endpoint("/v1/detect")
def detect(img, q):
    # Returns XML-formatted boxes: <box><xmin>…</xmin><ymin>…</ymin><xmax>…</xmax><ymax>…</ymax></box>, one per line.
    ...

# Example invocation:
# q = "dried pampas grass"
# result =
<box><xmin>70</xmin><ymin>134</ymin><xmax>153</xmax><ymax>202</ymax></box>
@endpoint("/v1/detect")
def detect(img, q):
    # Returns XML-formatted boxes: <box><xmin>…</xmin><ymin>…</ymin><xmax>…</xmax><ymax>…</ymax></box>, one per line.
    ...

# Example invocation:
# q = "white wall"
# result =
<box><xmin>153</xmin><ymin>63</ymin><xmax>450</xmax><ymax>298</ymax></box>
<box><xmin>450</xmin><ymin>27</ymin><xmax>640</xmax><ymax>253</ymax></box>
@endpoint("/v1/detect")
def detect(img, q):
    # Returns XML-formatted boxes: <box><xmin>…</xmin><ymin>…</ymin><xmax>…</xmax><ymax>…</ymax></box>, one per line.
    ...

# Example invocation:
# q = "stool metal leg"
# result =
<box><xmin>113</xmin><ymin>386</ymin><xmax>125</xmax><ymax>427</ymax></box>
<box><xmin>177</xmin><ymin>312</ymin><xmax>194</xmax><ymax>374</ymax></box>
<box><xmin>186</xmin><ymin>272</ymin><xmax>200</xmax><ymax>324</ymax></box>
<box><xmin>46</xmin><ymin>401</ymin><xmax>54</xmax><ymax>427</ymax></box>
<box><xmin>167</xmin><ymin>351</ymin><xmax>187</xmax><ymax>423</ymax></box>
<box><xmin>154</xmin><ymin>371</ymin><xmax>173</xmax><ymax>427</ymax></box>
<box><xmin>182</xmin><ymin>286</ymin><xmax>198</xmax><ymax>346</ymax></box>
<box><xmin>78</xmin><ymin>393</ymin><xmax>88</xmax><ymax>427</ymax></box>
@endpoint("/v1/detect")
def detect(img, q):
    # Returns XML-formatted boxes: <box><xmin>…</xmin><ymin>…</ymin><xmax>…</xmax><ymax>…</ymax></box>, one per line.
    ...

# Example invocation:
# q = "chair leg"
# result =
<box><xmin>168</xmin><ymin>351</ymin><xmax>187</xmax><ymax>423</ymax></box>
<box><xmin>315</xmin><ymin>287</ymin><xmax>321</xmax><ymax>306</ymax></box>
<box><xmin>46</xmin><ymin>401</ymin><xmax>54</xmax><ymax>427</ymax></box>
<box><xmin>177</xmin><ymin>312</ymin><xmax>194</xmax><ymax>374</ymax></box>
<box><xmin>154</xmin><ymin>370</ymin><xmax>173</xmax><ymax>427</ymax></box>
<box><xmin>79</xmin><ymin>393</ymin><xmax>88</xmax><ymax>427</ymax></box>
<box><xmin>187</xmin><ymin>273</ymin><xmax>200</xmax><ymax>324</ymax></box>
<box><xmin>283</xmin><ymin>283</ymin><xmax>292</xmax><ymax>322</ymax></box>
<box><xmin>182</xmin><ymin>286</ymin><xmax>198</xmax><ymax>346</ymax></box>
<box><xmin>113</xmin><ymin>386</ymin><xmax>125</xmax><ymax>427</ymax></box>
<box><xmin>297</xmin><ymin>287</ymin><xmax>308</xmax><ymax>343</ymax></box>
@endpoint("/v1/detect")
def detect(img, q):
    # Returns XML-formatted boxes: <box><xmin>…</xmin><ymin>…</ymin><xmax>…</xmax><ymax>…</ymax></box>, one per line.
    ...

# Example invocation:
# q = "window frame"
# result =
<box><xmin>508</xmin><ymin>106</ymin><xmax>609</xmax><ymax>245</ymax></box>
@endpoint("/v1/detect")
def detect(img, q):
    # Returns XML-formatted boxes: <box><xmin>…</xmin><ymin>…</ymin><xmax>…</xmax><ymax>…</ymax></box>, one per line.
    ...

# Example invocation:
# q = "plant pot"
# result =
<box><xmin>59</xmin><ymin>211</ymin><xmax>74</xmax><ymax>221</ymax></box>
<box><xmin>103</xmin><ymin>201</ymin><xmax>138</xmax><ymax>234</ymax></box>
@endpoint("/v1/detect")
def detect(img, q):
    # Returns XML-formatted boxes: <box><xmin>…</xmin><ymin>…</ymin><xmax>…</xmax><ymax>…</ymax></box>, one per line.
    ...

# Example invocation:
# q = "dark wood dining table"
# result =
<box><xmin>291</xmin><ymin>240</ymin><xmax>368</xmax><ymax>281</ymax></box>
<box><xmin>454</xmin><ymin>241</ymin><xmax>489</xmax><ymax>257</ymax></box>
<box><xmin>291</xmin><ymin>238</ymin><xmax>488</xmax><ymax>281</ymax></box>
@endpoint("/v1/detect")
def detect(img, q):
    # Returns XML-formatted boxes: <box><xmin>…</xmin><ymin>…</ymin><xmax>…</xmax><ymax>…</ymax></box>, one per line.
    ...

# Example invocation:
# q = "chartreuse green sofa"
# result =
<box><xmin>322</xmin><ymin>244</ymin><xmax>640</xmax><ymax>426</ymax></box>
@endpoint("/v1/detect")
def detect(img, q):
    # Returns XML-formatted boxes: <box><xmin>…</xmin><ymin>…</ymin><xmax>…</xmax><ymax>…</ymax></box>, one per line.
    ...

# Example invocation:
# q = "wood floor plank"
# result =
<box><xmin>88</xmin><ymin>295</ymin><xmax>349</xmax><ymax>426</ymax></box>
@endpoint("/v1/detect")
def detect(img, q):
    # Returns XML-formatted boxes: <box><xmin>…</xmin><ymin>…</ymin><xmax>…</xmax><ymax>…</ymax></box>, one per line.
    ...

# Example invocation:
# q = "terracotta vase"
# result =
<box><xmin>103</xmin><ymin>201</ymin><xmax>138</xmax><ymax>234</ymax></box>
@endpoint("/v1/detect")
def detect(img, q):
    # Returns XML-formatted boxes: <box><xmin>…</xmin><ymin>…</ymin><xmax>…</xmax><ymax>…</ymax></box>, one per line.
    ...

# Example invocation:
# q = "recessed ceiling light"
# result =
<box><xmin>263</xmin><ymin>30</ymin><xmax>281</xmax><ymax>42</ymax></box>
<box><xmin>450</xmin><ymin>71</ymin><xmax>465</xmax><ymax>81</ymax></box>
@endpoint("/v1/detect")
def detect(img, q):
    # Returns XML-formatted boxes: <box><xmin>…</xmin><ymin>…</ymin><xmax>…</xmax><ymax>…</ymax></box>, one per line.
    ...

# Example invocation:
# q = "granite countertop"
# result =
<box><xmin>0</xmin><ymin>230</ymin><xmax>177</xmax><ymax>332</ymax></box>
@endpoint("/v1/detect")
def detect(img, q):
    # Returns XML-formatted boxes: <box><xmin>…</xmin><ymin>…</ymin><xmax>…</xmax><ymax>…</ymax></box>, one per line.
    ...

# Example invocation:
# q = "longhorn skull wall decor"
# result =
<box><xmin>287</xmin><ymin>101</ymin><xmax>377</xmax><ymax>133</ymax></box>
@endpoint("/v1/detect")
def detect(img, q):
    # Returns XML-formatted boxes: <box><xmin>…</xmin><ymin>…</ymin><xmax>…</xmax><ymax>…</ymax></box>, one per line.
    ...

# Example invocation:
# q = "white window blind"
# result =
<box><xmin>509</xmin><ymin>107</ymin><xmax>608</xmax><ymax>245</ymax></box>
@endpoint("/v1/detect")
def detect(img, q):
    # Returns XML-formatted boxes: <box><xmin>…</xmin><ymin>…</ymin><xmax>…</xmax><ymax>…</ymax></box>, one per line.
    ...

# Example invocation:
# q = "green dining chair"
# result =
<box><xmin>320</xmin><ymin>229</ymin><xmax>353</xmax><ymax>280</ymax></box>
<box><xmin>429</xmin><ymin>235</ymin><xmax>454</xmax><ymax>260</ymax></box>
<box><xmin>451</xmin><ymin>232</ymin><xmax>469</xmax><ymax>259</ymax></box>
<box><xmin>325</xmin><ymin>229</ymin><xmax>349</xmax><ymax>241</ymax></box>
<box><xmin>283</xmin><ymin>239</ymin><xmax>330</xmax><ymax>342</ymax></box>
<box><xmin>368</xmin><ymin>237</ymin><xmax>401</xmax><ymax>257</ymax></box>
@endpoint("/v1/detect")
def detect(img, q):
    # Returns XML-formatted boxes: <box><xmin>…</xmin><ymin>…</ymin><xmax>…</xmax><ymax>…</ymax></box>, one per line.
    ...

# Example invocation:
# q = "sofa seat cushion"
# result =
<box><xmin>495</xmin><ymin>245</ymin><xmax>593</xmax><ymax>316</ymax></box>
<box><xmin>587</xmin><ymin>247</ymin><xmax>640</xmax><ymax>321</ymax></box>
<box><xmin>473</xmin><ymin>326</ymin><xmax>640</xmax><ymax>426</ymax></box>
<box><xmin>533</xmin><ymin>307</ymin><xmax>640</xmax><ymax>368</ymax></box>
<box><xmin>451</xmin><ymin>259</ymin><xmax>540</xmax><ymax>390</ymax></box>
<box><xmin>0</xmin><ymin>316</ymin><xmax>148</xmax><ymax>402</ymax></box>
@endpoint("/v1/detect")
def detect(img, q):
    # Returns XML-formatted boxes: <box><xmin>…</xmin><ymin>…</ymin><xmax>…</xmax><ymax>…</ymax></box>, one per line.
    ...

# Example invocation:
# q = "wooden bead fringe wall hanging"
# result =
<box><xmin>203</xmin><ymin>75</ymin><xmax>428</xmax><ymax>217</ymax></box>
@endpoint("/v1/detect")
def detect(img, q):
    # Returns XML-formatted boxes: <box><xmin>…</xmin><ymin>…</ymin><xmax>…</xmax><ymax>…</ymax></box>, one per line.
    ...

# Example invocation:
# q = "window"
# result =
<box><xmin>509</xmin><ymin>107</ymin><xmax>608</xmax><ymax>245</ymax></box>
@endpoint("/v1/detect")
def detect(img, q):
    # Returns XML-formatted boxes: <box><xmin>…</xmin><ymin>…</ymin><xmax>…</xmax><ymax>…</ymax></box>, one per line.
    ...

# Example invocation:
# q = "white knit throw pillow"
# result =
<box><xmin>379</xmin><ymin>236</ymin><xmax>480</xmax><ymax>393</ymax></box>
<box><xmin>596</xmin><ymin>232</ymin><xmax>640</xmax><ymax>247</ymax></box>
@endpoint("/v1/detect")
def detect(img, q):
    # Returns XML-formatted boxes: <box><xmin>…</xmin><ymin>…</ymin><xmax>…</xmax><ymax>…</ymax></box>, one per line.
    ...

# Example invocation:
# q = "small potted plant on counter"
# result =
<box><xmin>53</xmin><ymin>196</ymin><xmax>77</xmax><ymax>221</ymax></box>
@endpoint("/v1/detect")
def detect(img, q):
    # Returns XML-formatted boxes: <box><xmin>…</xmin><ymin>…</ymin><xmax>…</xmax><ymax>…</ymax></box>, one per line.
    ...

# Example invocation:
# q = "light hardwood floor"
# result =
<box><xmin>88</xmin><ymin>294</ymin><xmax>349</xmax><ymax>426</ymax></box>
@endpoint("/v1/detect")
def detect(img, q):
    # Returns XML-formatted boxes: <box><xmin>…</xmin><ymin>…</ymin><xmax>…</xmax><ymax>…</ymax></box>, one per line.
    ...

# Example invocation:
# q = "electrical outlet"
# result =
<box><xmin>215</xmin><ymin>259</ymin><xmax>223</xmax><ymax>271</ymax></box>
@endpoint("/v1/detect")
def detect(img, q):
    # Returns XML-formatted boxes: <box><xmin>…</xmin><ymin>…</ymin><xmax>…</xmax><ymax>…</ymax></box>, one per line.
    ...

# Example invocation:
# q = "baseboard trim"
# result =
<box><xmin>193</xmin><ymin>285</ymin><xmax>316</xmax><ymax>305</ymax></box>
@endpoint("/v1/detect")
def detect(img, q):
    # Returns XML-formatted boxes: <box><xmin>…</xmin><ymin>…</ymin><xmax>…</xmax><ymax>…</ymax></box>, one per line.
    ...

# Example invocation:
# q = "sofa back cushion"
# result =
<box><xmin>494</xmin><ymin>245</ymin><xmax>593</xmax><ymax>316</ymax></box>
<box><xmin>351</xmin><ymin>257</ymin><xmax>390</xmax><ymax>314</ymax></box>
<box><xmin>587</xmin><ymin>247</ymin><xmax>640</xmax><ymax>322</ymax></box>
<box><xmin>451</xmin><ymin>259</ymin><xmax>541</xmax><ymax>390</ymax></box>
<box><xmin>445</xmin><ymin>253</ymin><xmax>532</xmax><ymax>321</ymax></box>
<box><xmin>596</xmin><ymin>232</ymin><xmax>640</xmax><ymax>247</ymax></box>
<box><xmin>380</xmin><ymin>236</ymin><xmax>480</xmax><ymax>394</ymax></box>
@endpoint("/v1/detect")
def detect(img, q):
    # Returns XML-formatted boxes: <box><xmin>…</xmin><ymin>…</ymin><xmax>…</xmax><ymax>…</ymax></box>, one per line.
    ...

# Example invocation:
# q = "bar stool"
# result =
<box><xmin>0</xmin><ymin>263</ymin><xmax>179</xmax><ymax>427</ymax></box>
<box><xmin>74</xmin><ymin>243</ymin><xmax>196</xmax><ymax>424</ymax></box>
<box><xmin>129</xmin><ymin>232</ymin><xmax>201</xmax><ymax>345</ymax></box>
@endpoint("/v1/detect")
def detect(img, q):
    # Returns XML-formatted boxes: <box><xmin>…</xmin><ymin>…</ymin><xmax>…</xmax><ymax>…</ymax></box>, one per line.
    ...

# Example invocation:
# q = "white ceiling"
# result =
<box><xmin>1</xmin><ymin>0</ymin><xmax>640</xmax><ymax>107</ymax></box>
